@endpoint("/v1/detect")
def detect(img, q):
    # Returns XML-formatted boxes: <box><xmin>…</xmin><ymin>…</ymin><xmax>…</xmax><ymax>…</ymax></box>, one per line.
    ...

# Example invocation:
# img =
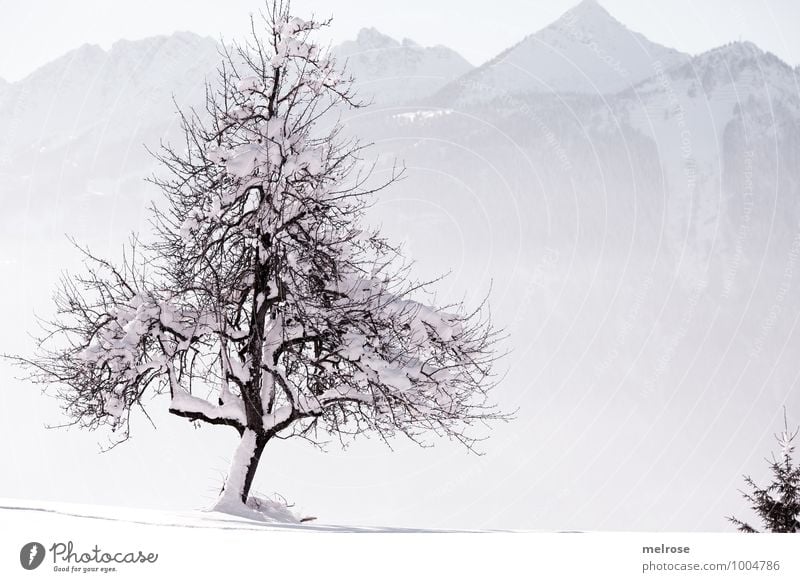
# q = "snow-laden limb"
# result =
<box><xmin>14</xmin><ymin>0</ymin><xmax>508</xmax><ymax>509</ymax></box>
<box><xmin>169</xmin><ymin>387</ymin><xmax>246</xmax><ymax>430</ymax></box>
<box><xmin>263</xmin><ymin>405</ymin><xmax>293</xmax><ymax>431</ymax></box>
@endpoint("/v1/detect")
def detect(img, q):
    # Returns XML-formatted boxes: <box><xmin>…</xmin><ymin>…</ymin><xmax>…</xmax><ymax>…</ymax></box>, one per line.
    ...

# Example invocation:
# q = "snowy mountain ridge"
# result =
<box><xmin>2</xmin><ymin>5</ymin><xmax>796</xmax><ymax>155</ymax></box>
<box><xmin>0</xmin><ymin>27</ymin><xmax>472</xmax><ymax>156</ymax></box>
<box><xmin>0</xmin><ymin>32</ymin><xmax>221</xmax><ymax>153</ymax></box>
<box><xmin>667</xmin><ymin>41</ymin><xmax>799</xmax><ymax>100</ymax></box>
<box><xmin>437</xmin><ymin>0</ymin><xmax>689</xmax><ymax>103</ymax></box>
<box><xmin>333</xmin><ymin>27</ymin><xmax>473</xmax><ymax>105</ymax></box>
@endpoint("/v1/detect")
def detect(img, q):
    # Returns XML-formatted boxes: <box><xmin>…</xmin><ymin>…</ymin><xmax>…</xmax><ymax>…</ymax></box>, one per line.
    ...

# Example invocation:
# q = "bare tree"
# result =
<box><xmin>13</xmin><ymin>0</ymin><xmax>506</xmax><ymax>515</ymax></box>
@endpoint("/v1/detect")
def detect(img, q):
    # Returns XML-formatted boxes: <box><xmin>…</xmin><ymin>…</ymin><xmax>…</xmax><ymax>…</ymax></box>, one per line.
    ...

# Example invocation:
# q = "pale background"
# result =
<box><xmin>1</xmin><ymin>0</ymin><xmax>799</xmax><ymax>531</ymax></box>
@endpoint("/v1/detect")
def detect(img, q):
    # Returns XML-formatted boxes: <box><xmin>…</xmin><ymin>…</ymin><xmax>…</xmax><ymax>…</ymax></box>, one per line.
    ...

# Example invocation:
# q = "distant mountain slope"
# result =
<box><xmin>615</xmin><ymin>41</ymin><xmax>800</xmax><ymax>277</ymax></box>
<box><xmin>0</xmin><ymin>32</ymin><xmax>224</xmax><ymax>263</ymax></box>
<box><xmin>333</xmin><ymin>28</ymin><xmax>473</xmax><ymax>105</ymax></box>
<box><xmin>0</xmin><ymin>32</ymin><xmax>221</xmax><ymax>155</ymax></box>
<box><xmin>0</xmin><ymin>29</ymin><xmax>473</xmax><ymax>262</ymax></box>
<box><xmin>0</xmin><ymin>28</ymin><xmax>472</xmax><ymax>165</ymax></box>
<box><xmin>437</xmin><ymin>0</ymin><xmax>688</xmax><ymax>103</ymax></box>
<box><xmin>359</xmin><ymin>39</ymin><xmax>800</xmax><ymax>267</ymax></box>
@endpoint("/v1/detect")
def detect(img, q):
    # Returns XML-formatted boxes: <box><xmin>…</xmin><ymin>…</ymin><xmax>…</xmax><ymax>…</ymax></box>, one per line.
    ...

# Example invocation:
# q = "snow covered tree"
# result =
<box><xmin>14</xmin><ymin>1</ymin><xmax>504</xmax><ymax>515</ymax></box>
<box><xmin>728</xmin><ymin>411</ymin><xmax>800</xmax><ymax>533</ymax></box>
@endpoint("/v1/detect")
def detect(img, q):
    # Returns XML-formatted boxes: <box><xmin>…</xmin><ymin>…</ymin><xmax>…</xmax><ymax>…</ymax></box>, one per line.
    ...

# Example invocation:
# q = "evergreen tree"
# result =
<box><xmin>729</xmin><ymin>410</ymin><xmax>800</xmax><ymax>533</ymax></box>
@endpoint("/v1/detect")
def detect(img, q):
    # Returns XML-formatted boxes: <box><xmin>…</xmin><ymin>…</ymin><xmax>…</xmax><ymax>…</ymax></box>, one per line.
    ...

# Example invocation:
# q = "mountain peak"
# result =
<box><xmin>657</xmin><ymin>40</ymin><xmax>795</xmax><ymax>96</ymax></box>
<box><xmin>707</xmin><ymin>40</ymin><xmax>762</xmax><ymax>58</ymax></box>
<box><xmin>355</xmin><ymin>27</ymin><xmax>400</xmax><ymax>50</ymax></box>
<box><xmin>685</xmin><ymin>40</ymin><xmax>791</xmax><ymax>75</ymax></box>
<box><xmin>568</xmin><ymin>0</ymin><xmax>613</xmax><ymax>18</ymax></box>
<box><xmin>110</xmin><ymin>30</ymin><xmax>212</xmax><ymax>50</ymax></box>
<box><xmin>71</xmin><ymin>43</ymin><xmax>107</xmax><ymax>59</ymax></box>
<box><xmin>550</xmin><ymin>0</ymin><xmax>628</xmax><ymax>39</ymax></box>
<box><xmin>333</xmin><ymin>29</ymin><xmax>472</xmax><ymax>105</ymax></box>
<box><xmin>17</xmin><ymin>42</ymin><xmax>107</xmax><ymax>83</ymax></box>
<box><xmin>440</xmin><ymin>0</ymin><xmax>687</xmax><ymax>99</ymax></box>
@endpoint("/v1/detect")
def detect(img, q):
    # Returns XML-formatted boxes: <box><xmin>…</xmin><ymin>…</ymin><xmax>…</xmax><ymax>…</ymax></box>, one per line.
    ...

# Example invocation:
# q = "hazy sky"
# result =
<box><xmin>0</xmin><ymin>0</ymin><xmax>799</xmax><ymax>82</ymax></box>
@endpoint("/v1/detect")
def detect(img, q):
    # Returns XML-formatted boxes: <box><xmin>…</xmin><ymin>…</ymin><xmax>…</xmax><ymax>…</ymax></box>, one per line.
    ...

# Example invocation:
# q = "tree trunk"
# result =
<box><xmin>215</xmin><ymin>428</ymin><xmax>269</xmax><ymax>509</ymax></box>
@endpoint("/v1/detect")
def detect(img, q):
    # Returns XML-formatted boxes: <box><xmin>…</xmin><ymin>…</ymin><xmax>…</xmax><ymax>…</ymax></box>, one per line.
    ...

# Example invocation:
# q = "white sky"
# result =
<box><xmin>0</xmin><ymin>0</ymin><xmax>798</xmax><ymax>82</ymax></box>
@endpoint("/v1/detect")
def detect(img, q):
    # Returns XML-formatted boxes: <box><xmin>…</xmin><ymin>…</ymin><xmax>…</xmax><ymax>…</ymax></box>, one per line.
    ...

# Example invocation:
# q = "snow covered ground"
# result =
<box><xmin>0</xmin><ymin>498</ymin><xmax>507</xmax><ymax>533</ymax></box>
<box><xmin>2</xmin><ymin>499</ymin><xmax>798</xmax><ymax>582</ymax></box>
<box><xmin>0</xmin><ymin>498</ymin><xmax>522</xmax><ymax>581</ymax></box>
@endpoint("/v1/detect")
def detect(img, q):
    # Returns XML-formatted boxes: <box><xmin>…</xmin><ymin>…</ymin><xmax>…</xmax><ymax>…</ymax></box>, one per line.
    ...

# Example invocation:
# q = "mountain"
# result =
<box><xmin>654</xmin><ymin>41</ymin><xmax>799</xmax><ymax>100</ymax></box>
<box><xmin>357</xmin><ymin>38</ymin><xmax>800</xmax><ymax>273</ymax></box>
<box><xmin>0</xmin><ymin>32</ymin><xmax>221</xmax><ymax>154</ymax></box>
<box><xmin>0</xmin><ymin>32</ymin><xmax>223</xmax><ymax>266</ymax></box>
<box><xmin>437</xmin><ymin>0</ymin><xmax>688</xmax><ymax>103</ymax></box>
<box><xmin>614</xmin><ymin>41</ymin><xmax>800</xmax><ymax>277</ymax></box>
<box><xmin>0</xmin><ymin>28</ymin><xmax>474</xmax><ymax>261</ymax></box>
<box><xmin>333</xmin><ymin>28</ymin><xmax>473</xmax><ymax>105</ymax></box>
<box><xmin>0</xmin><ymin>28</ymin><xmax>473</xmax><ymax>159</ymax></box>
